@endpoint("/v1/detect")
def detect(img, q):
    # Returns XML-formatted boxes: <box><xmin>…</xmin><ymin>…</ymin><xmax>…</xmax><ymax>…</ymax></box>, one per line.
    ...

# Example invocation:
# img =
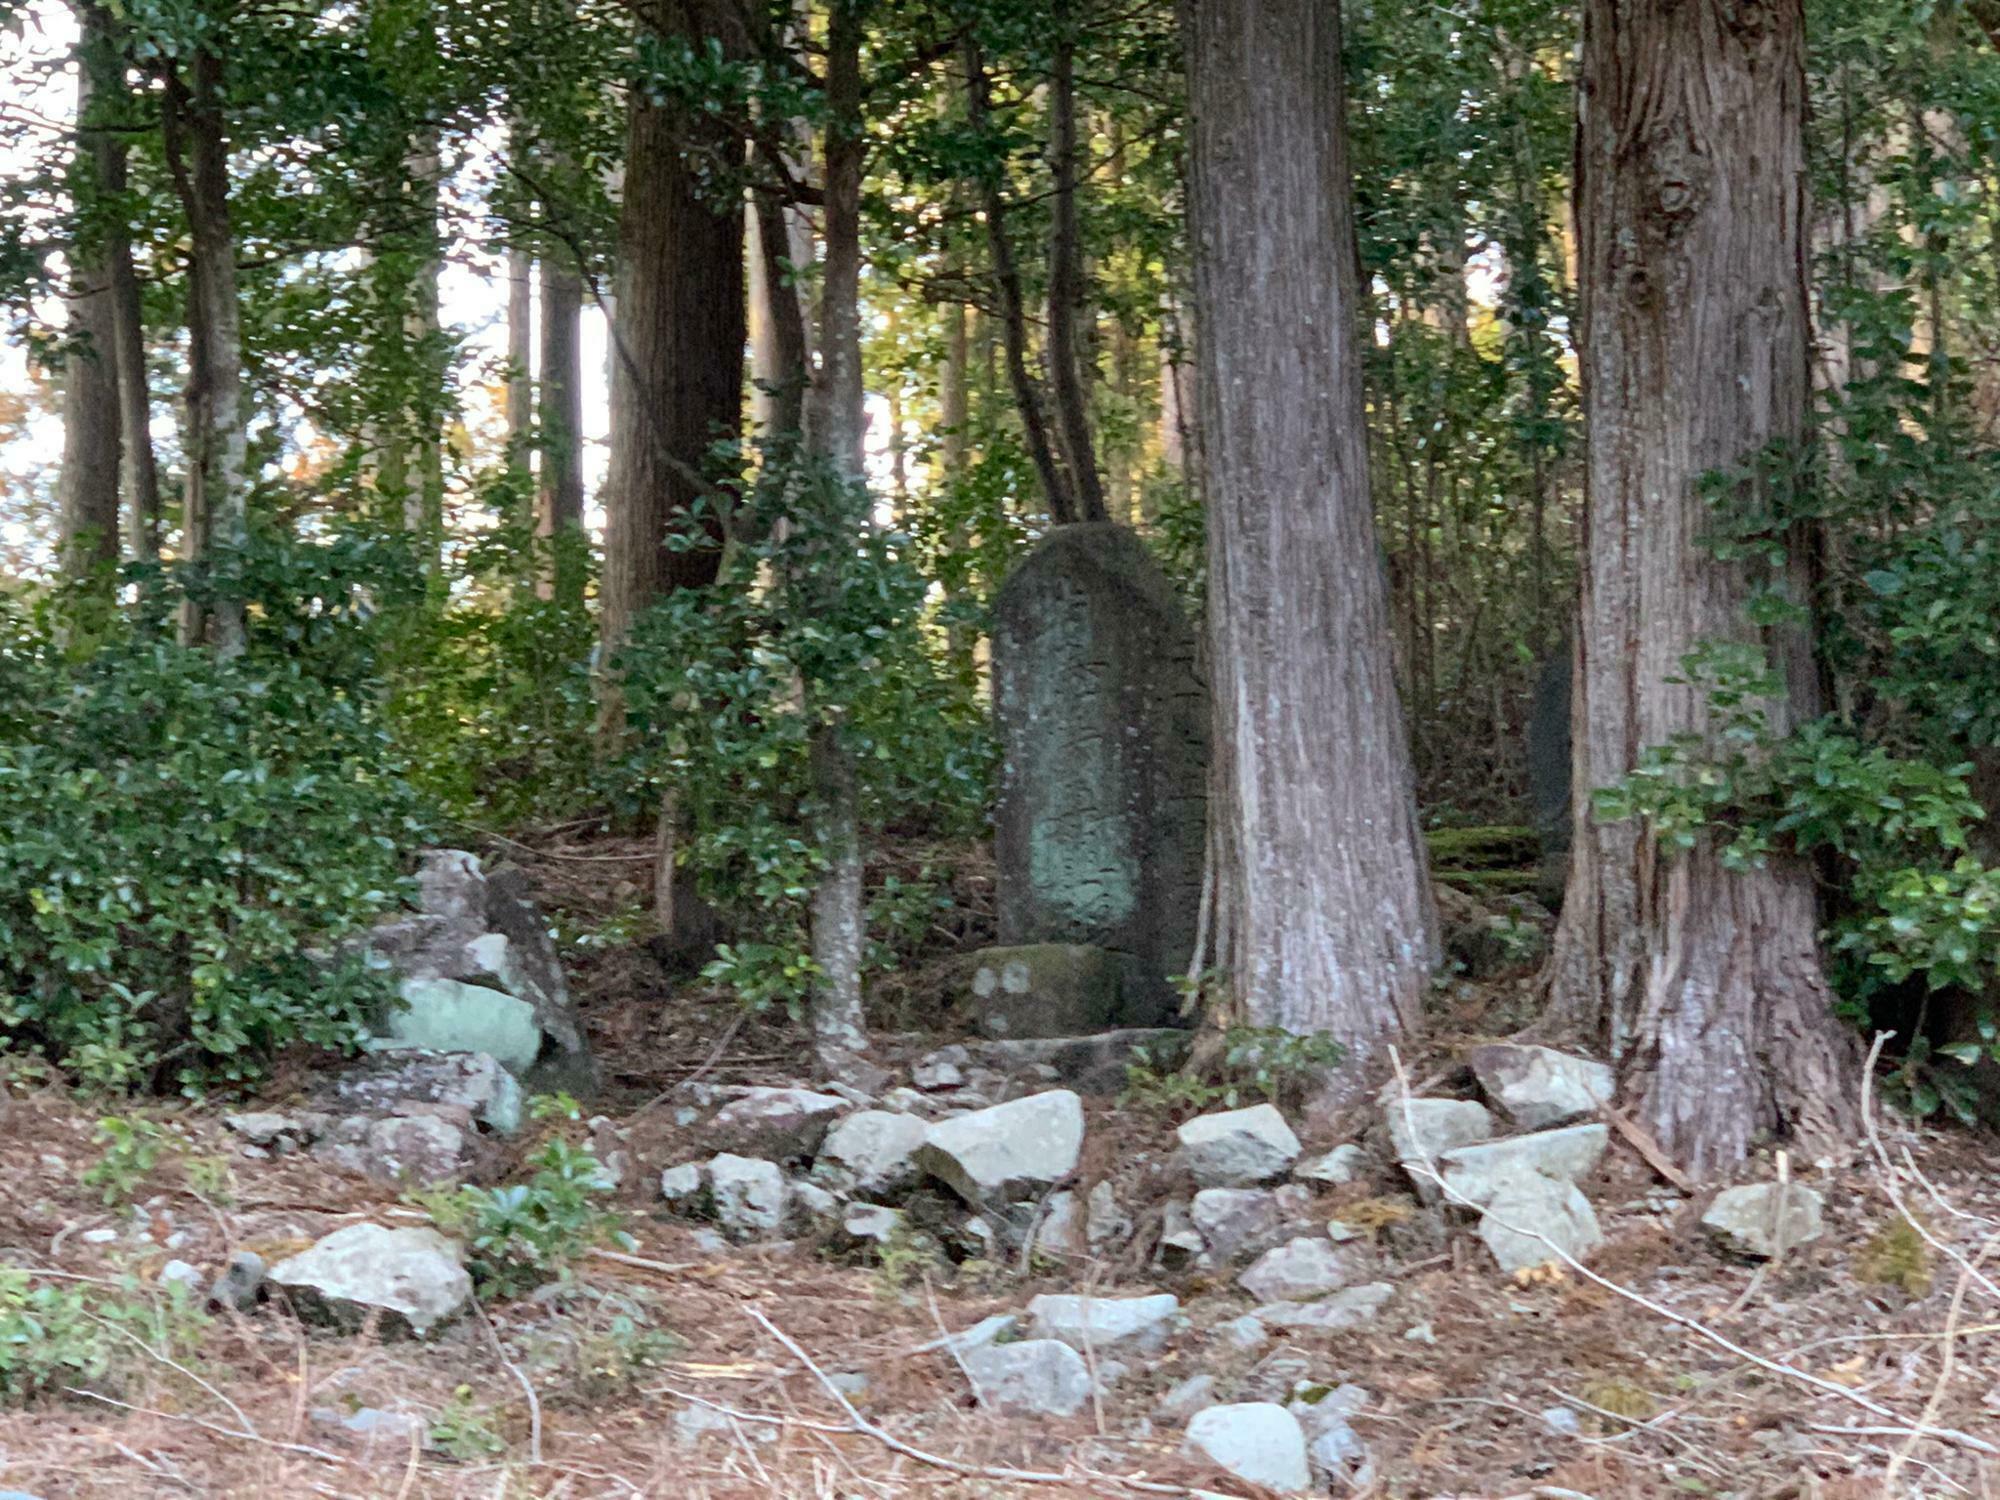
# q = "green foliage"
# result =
<box><xmin>0</xmin><ymin>1269</ymin><xmax>206</xmax><ymax>1406</ymax></box>
<box><xmin>425</xmin><ymin>1111</ymin><xmax>628</xmax><ymax>1296</ymax></box>
<box><xmin>1122</xmin><ymin>1025</ymin><xmax>1346</xmax><ymax>1119</ymax></box>
<box><xmin>83</xmin><ymin>1115</ymin><xmax>168</xmax><ymax>1206</ymax></box>
<box><xmin>428</xmin><ymin>1385</ymin><xmax>505</xmax><ymax>1459</ymax></box>
<box><xmin>0</xmin><ymin>557</ymin><xmax>425</xmax><ymax>1091</ymax></box>
<box><xmin>618</xmin><ymin>443</ymin><xmax>994</xmax><ymax>1012</ymax></box>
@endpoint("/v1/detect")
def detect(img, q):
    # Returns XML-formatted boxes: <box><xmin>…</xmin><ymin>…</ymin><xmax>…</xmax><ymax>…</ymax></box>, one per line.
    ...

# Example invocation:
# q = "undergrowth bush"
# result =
<box><xmin>0</xmin><ymin>532</ymin><xmax>428</xmax><ymax>1091</ymax></box>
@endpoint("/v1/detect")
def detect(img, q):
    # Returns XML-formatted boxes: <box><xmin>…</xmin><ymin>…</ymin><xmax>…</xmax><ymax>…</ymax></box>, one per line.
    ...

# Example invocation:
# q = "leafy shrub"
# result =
<box><xmin>83</xmin><ymin>1116</ymin><xmax>169</xmax><ymax>1206</ymax></box>
<box><xmin>0</xmin><ymin>1269</ymin><xmax>206</xmax><ymax>1405</ymax></box>
<box><xmin>0</xmin><ymin>560</ymin><xmax>426</xmax><ymax>1091</ymax></box>
<box><xmin>617</xmin><ymin>443</ymin><xmax>994</xmax><ymax>1013</ymax></box>
<box><xmin>1122</xmin><ymin>1025</ymin><xmax>1347</xmax><ymax>1118</ymax></box>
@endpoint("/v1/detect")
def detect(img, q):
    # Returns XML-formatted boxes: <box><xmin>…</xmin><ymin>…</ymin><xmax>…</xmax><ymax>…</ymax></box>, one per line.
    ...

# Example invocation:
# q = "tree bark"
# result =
<box><xmin>1543</xmin><ymin>0</ymin><xmax>1859</xmax><ymax>1176</ymax></box>
<box><xmin>1045</xmin><ymin>12</ymin><xmax>1107</xmax><ymax>525</ymax></box>
<box><xmin>538</xmin><ymin>251</ymin><xmax>585</xmax><ymax>602</ymax></box>
<box><xmin>597</xmin><ymin>0</ymin><xmax>747</xmax><ymax>657</ymax></box>
<box><xmin>57</xmin><ymin>5</ymin><xmax>123</xmax><ymax>582</ymax></box>
<box><xmin>749</xmin><ymin>187</ymin><xmax>809</xmax><ymax>439</ymax></box>
<box><xmin>163</xmin><ymin>49</ymin><xmax>247</xmax><ymax>655</ymax></box>
<box><xmin>506</xmin><ymin>244</ymin><xmax>534</xmax><ymax>470</ymax></box>
<box><xmin>804</xmin><ymin>0</ymin><xmax>870</xmax><ymax>1068</ymax></box>
<box><xmin>1183</xmin><ymin>0</ymin><xmax>1437</xmax><ymax>1063</ymax></box>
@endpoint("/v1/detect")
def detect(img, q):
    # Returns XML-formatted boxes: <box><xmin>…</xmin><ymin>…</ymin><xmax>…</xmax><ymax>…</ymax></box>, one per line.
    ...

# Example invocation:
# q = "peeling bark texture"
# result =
<box><xmin>57</xmin><ymin>6</ymin><xmax>123</xmax><ymax>581</ymax></box>
<box><xmin>163</xmin><ymin>49</ymin><xmax>247</xmax><ymax>655</ymax></box>
<box><xmin>537</xmin><ymin>251</ymin><xmax>585</xmax><ymax>602</ymax></box>
<box><xmin>1544</xmin><ymin>0</ymin><xmax>1860</xmax><ymax>1176</ymax></box>
<box><xmin>1183</xmin><ymin>0</ymin><xmax>1436</xmax><ymax>1062</ymax></box>
<box><xmin>597</xmin><ymin>0</ymin><xmax>747</xmax><ymax>657</ymax></box>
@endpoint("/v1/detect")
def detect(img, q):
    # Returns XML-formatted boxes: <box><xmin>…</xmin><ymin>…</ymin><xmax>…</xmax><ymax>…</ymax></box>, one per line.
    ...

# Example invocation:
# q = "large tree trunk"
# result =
<box><xmin>164</xmin><ymin>49</ymin><xmax>247</xmax><ymax>656</ymax></box>
<box><xmin>538</xmin><ymin>252</ymin><xmax>585</xmax><ymax>602</ymax></box>
<box><xmin>597</xmin><ymin>0</ymin><xmax>746</xmax><ymax>658</ymax></box>
<box><xmin>57</xmin><ymin>6</ymin><xmax>123</xmax><ymax>581</ymax></box>
<box><xmin>1183</xmin><ymin>0</ymin><xmax>1436</xmax><ymax>1063</ymax></box>
<box><xmin>1543</xmin><ymin>0</ymin><xmax>1859</xmax><ymax>1176</ymax></box>
<box><xmin>804</xmin><ymin>0</ymin><xmax>870</xmax><ymax>1069</ymax></box>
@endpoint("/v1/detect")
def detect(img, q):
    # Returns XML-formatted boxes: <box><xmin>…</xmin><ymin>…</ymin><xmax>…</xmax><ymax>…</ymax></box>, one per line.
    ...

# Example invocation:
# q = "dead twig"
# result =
<box><xmin>64</xmin><ymin>1388</ymin><xmax>351</xmax><ymax>1467</ymax></box>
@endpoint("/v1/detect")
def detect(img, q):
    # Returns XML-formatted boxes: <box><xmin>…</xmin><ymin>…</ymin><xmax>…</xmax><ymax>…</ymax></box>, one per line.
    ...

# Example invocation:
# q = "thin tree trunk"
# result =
<box><xmin>1045</xmin><ymin>13</ymin><xmax>1107</xmax><ymax>524</ymax></box>
<box><xmin>403</xmin><ymin>128</ymin><xmax>446</xmax><ymax>550</ymax></box>
<box><xmin>1543</xmin><ymin>0</ymin><xmax>1859</xmax><ymax>1176</ymax></box>
<box><xmin>941</xmin><ymin>296</ymin><xmax>969</xmax><ymax>472</ymax></box>
<box><xmin>538</xmin><ymin>252</ymin><xmax>585</xmax><ymax>602</ymax></box>
<box><xmin>1183</xmin><ymin>0</ymin><xmax>1436</xmax><ymax>1066</ymax></box>
<box><xmin>163</xmin><ymin>49</ymin><xmax>246</xmax><ymax>655</ymax></box>
<box><xmin>804</xmin><ymin>0</ymin><xmax>870</xmax><ymax>1068</ymax></box>
<box><xmin>751</xmin><ymin>187</ymin><xmax>808</xmax><ymax>439</ymax></box>
<box><xmin>506</xmin><ymin>244</ymin><xmax>534</xmax><ymax>473</ymax></box>
<box><xmin>964</xmin><ymin>36</ymin><xmax>1074</xmax><ymax>525</ymax></box>
<box><xmin>57</xmin><ymin>5</ymin><xmax>122</xmax><ymax>581</ymax></box>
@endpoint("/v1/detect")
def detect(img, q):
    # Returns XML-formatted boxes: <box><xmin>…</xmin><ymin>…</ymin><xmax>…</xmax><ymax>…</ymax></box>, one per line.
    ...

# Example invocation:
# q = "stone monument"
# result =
<box><xmin>991</xmin><ymin>523</ymin><xmax>1207</xmax><ymax>1028</ymax></box>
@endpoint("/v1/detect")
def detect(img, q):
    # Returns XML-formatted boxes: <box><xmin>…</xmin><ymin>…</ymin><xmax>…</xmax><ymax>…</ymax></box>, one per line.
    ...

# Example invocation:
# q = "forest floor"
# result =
<box><xmin>2</xmin><ymin>843</ymin><xmax>1998</xmax><ymax>1499</ymax></box>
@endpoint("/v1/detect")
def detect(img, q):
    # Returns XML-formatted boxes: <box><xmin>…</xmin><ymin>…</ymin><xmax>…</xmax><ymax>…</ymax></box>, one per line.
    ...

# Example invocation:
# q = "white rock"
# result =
<box><xmin>1183</xmin><ymin>1403</ymin><xmax>1310</xmax><ymax>1493</ymax></box>
<box><xmin>1468</xmin><ymin>1044</ymin><xmax>1614</xmax><ymax>1129</ymax></box>
<box><xmin>659</xmin><ymin>1162</ymin><xmax>704</xmax><ymax>1206</ymax></box>
<box><xmin>1701</xmin><ymin>1182</ymin><xmax>1826</xmax><ymax>1259</ymax></box>
<box><xmin>1086</xmin><ymin>1180</ymin><xmax>1131</xmax><ymax>1248</ymax></box>
<box><xmin>1176</xmin><ymin>1104</ymin><xmax>1301</xmax><ymax>1188</ymax></box>
<box><xmin>1216</xmin><ymin>1314</ymin><xmax>1269</xmax><ymax>1352</ymax></box>
<box><xmin>1239</xmin><ymin>1236</ymin><xmax>1357</xmax><ymax>1303</ymax></box>
<box><xmin>961</xmin><ymin>1338</ymin><xmax>1092</xmax><ymax>1417</ymax></box>
<box><xmin>158</xmin><ymin>1259</ymin><xmax>203</xmax><ymax>1290</ymax></box>
<box><xmin>1438</xmin><ymin>1122</ymin><xmax>1609</xmax><ymax>1207</ymax></box>
<box><xmin>840</xmin><ymin>1203</ymin><xmax>905</xmax><ymax>1246</ymax></box>
<box><xmin>1026</xmin><ymin>1292</ymin><xmax>1180</xmax><ymax>1353</ymax></box>
<box><xmin>1191</xmin><ymin>1187</ymin><xmax>1291</xmax><ymax>1263</ymax></box>
<box><xmin>914</xmin><ymin>1312</ymin><xmax>1017</xmax><ymax>1356</ymax></box>
<box><xmin>1478</xmin><ymin>1173</ymin><xmax>1603</xmax><ymax>1273</ymax></box>
<box><xmin>788</xmin><ymin>1178</ymin><xmax>840</xmax><ymax>1225</ymax></box>
<box><xmin>707</xmin><ymin>1153</ymin><xmax>788</xmax><ymax>1239</ymax></box>
<box><xmin>1295</xmin><ymin>1143</ymin><xmax>1366</xmax><ymax>1185</ymax></box>
<box><xmin>1252</xmin><ymin>1283</ymin><xmax>1393</xmax><ymax>1332</ymax></box>
<box><xmin>1156</xmin><ymin>1373</ymin><xmax>1218</xmax><ymax>1422</ymax></box>
<box><xmin>815</xmin><ymin>1109</ymin><xmax>928</xmax><ymax>1197</ymax></box>
<box><xmin>268</xmin><ymin>1224</ymin><xmax>471</xmax><ymax>1337</ymax></box>
<box><xmin>912</xmin><ymin>1058</ymin><xmax>964</xmax><ymax>1090</ymax></box>
<box><xmin>673</xmin><ymin>1403</ymin><xmax>778</xmax><ymax>1446</ymax></box>
<box><xmin>1385</xmin><ymin>1097</ymin><xmax>1493</xmax><ymax>1200</ymax></box>
<box><xmin>915</xmin><ymin>1090</ymin><xmax>1084</xmax><ymax>1204</ymax></box>
<box><xmin>1029</xmin><ymin>1190</ymin><xmax>1089</xmax><ymax>1260</ymax></box>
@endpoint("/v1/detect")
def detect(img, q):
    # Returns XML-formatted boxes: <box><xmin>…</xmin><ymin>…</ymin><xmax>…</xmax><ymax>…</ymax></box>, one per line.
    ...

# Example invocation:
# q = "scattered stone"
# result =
<box><xmin>963</xmin><ymin>944</ymin><xmax>1129</xmax><ymax>1039</ymax></box>
<box><xmin>268</xmin><ymin>1224</ymin><xmax>470</xmax><ymax>1337</ymax></box>
<box><xmin>877</xmin><ymin>1087</ymin><xmax>932</xmax><ymax>1116</ymax></box>
<box><xmin>915</xmin><ymin>1090</ymin><xmax>1084</xmax><ymax>1205</ymax></box>
<box><xmin>659</xmin><ymin>1162</ymin><xmax>704</xmax><ymax>1207</ymax></box>
<box><xmin>1239</xmin><ymin>1237</ymin><xmax>1357</xmax><ymax>1303</ymax></box>
<box><xmin>708</xmin><ymin>1154</ymin><xmax>788</xmax><ymax>1239</ymax></box>
<box><xmin>913</xmin><ymin>1313</ymin><xmax>1017</xmax><ymax>1356</ymax></box>
<box><xmin>1183</xmin><ymin>1403</ymin><xmax>1310</xmax><ymax>1494</ymax></box>
<box><xmin>1439</xmin><ymin>1122</ymin><xmax>1610</xmax><ymax>1207</ymax></box>
<box><xmin>1029</xmin><ymin>1190</ymin><xmax>1089</xmax><ymax>1260</ymax></box>
<box><xmin>960</xmin><ymin>1030</ymin><xmax>1184</xmax><ymax>1096</ymax></box>
<box><xmin>840</xmin><ymin>1203</ymin><xmax>905</xmax><ymax>1247</ymax></box>
<box><xmin>382</xmin><ymin>977</ymin><xmax>541</xmax><ymax>1075</ymax></box>
<box><xmin>1701</xmin><ymin>1182</ymin><xmax>1826</xmax><ymax>1259</ymax></box>
<box><xmin>1468</xmin><ymin>1044</ymin><xmax>1614</xmax><ymax>1130</ymax></box>
<box><xmin>158</xmin><ymin>1259</ymin><xmax>203</xmax><ymax>1291</ymax></box>
<box><xmin>1026</xmin><ymin>1293</ymin><xmax>1180</xmax><ymax>1354</ymax></box>
<box><xmin>1384</xmin><ymin>1097</ymin><xmax>1493</xmax><ymax>1199</ymax></box>
<box><xmin>1155</xmin><ymin>1374</ymin><xmax>1218</xmax><ymax>1423</ymax></box>
<box><xmin>1252</xmin><ymin>1283</ymin><xmax>1393</xmax><ymax>1332</ymax></box>
<box><xmin>815</xmin><ymin>1109</ymin><xmax>928</xmax><ymax>1197</ymax></box>
<box><xmin>1296</xmin><ymin>1143</ymin><xmax>1366</xmax><ymax>1185</ymax></box>
<box><xmin>1306</xmin><ymin>1419</ymin><xmax>1370</xmax><ymax>1486</ymax></box>
<box><xmin>208</xmin><ymin>1251</ymin><xmax>266</xmax><ymax>1311</ymax></box>
<box><xmin>673</xmin><ymin>1403</ymin><xmax>778</xmax><ymax>1447</ymax></box>
<box><xmin>311</xmin><ymin>1406</ymin><xmax>426</xmax><ymax>1445</ymax></box>
<box><xmin>788</xmin><ymin>1178</ymin><xmax>840</xmax><ymax>1225</ymax></box>
<box><xmin>1477</xmin><ymin>1174</ymin><xmax>1603</xmax><ymax>1274</ymax></box>
<box><xmin>362</xmin><ymin>1114</ymin><xmax>473</xmax><ymax>1186</ymax></box>
<box><xmin>1403</xmin><ymin>1321</ymin><xmax>1436</xmax><ymax>1344</ymax></box>
<box><xmin>710</xmin><ymin>1087</ymin><xmax>847</xmax><ymax>1161</ymax></box>
<box><xmin>1086</xmin><ymin>1181</ymin><xmax>1132</xmax><ymax>1250</ymax></box>
<box><xmin>80</xmin><ymin>1229</ymin><xmax>118</xmax><ymax>1245</ymax></box>
<box><xmin>913</xmin><ymin>1059</ymin><xmax>963</xmax><ymax>1090</ymax></box>
<box><xmin>1155</xmin><ymin>1199</ymin><xmax>1207</xmax><ymax>1271</ymax></box>
<box><xmin>1239</xmin><ymin>1350</ymin><xmax>1315</xmax><ymax>1404</ymax></box>
<box><xmin>961</xmin><ymin>1339</ymin><xmax>1093</xmax><ymax>1418</ymax></box>
<box><xmin>1177</xmin><ymin>1104</ymin><xmax>1302</xmax><ymax>1189</ymax></box>
<box><xmin>1541</xmin><ymin>1404</ymin><xmax>1583</xmax><ymax>1437</ymax></box>
<box><xmin>992</xmin><ymin>523</ymin><xmax>1209</xmax><ymax>1029</ymax></box>
<box><xmin>321</xmin><ymin>1049</ymin><xmax>522</xmax><ymax>1135</ymax></box>
<box><xmin>1216</xmin><ymin>1314</ymin><xmax>1269</xmax><ymax>1352</ymax></box>
<box><xmin>222</xmin><ymin>1111</ymin><xmax>313</xmax><ymax>1149</ymax></box>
